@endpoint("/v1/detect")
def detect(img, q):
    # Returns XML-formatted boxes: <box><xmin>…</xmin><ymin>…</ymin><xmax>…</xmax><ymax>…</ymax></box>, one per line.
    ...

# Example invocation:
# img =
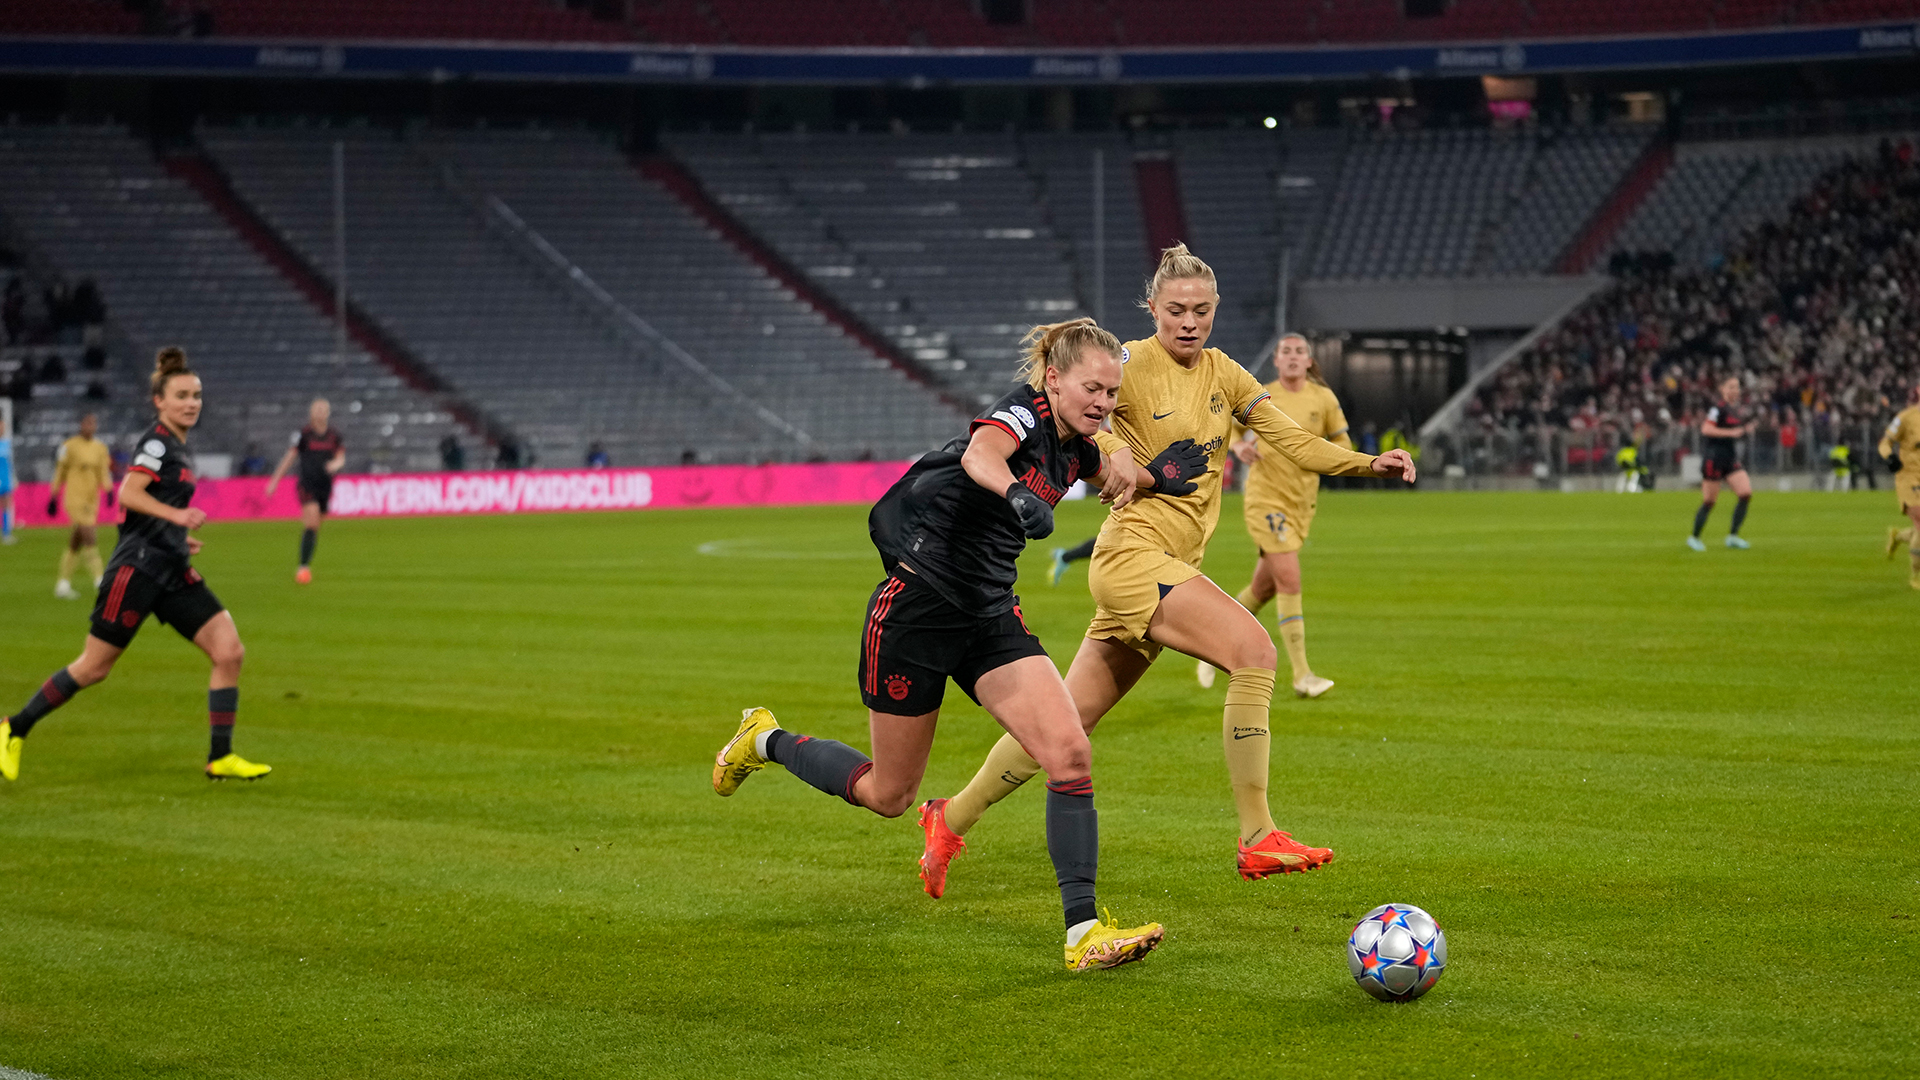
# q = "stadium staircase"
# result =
<box><xmin>635</xmin><ymin>154</ymin><xmax>972</xmax><ymax>416</ymax></box>
<box><xmin>1553</xmin><ymin>136</ymin><xmax>1674</xmax><ymax>273</ymax></box>
<box><xmin>165</xmin><ymin>148</ymin><xmax>509</xmax><ymax>448</ymax></box>
<box><xmin>1131</xmin><ymin>154</ymin><xmax>1192</xmax><ymax>264</ymax></box>
<box><xmin>0</xmin><ymin>125</ymin><xmax>464</xmax><ymax>471</ymax></box>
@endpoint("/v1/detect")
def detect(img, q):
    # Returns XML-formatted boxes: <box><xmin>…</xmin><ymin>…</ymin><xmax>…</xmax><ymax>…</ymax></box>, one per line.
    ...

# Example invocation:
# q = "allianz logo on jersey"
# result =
<box><xmin>1858</xmin><ymin>24</ymin><xmax>1919</xmax><ymax>50</ymax></box>
<box><xmin>1435</xmin><ymin>44</ymin><xmax>1525</xmax><ymax>71</ymax></box>
<box><xmin>1032</xmin><ymin>53</ymin><xmax>1123</xmax><ymax>80</ymax></box>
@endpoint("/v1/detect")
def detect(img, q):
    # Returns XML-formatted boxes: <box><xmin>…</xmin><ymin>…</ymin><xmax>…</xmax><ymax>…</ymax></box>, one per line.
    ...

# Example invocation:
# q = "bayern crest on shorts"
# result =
<box><xmin>1346</xmin><ymin>903</ymin><xmax>1447</xmax><ymax>1001</ymax></box>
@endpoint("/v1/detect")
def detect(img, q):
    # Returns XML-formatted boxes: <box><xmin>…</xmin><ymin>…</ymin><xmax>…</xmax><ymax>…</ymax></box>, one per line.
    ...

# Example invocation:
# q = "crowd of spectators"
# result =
<box><xmin>1467</xmin><ymin>137</ymin><xmax>1920</xmax><ymax>473</ymax></box>
<box><xmin>3</xmin><ymin>263</ymin><xmax>112</xmax><ymax>406</ymax></box>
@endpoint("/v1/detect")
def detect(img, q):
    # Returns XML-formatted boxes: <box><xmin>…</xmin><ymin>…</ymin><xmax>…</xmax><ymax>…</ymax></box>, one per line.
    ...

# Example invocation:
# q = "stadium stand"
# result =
<box><xmin>8</xmin><ymin>0</ymin><xmax>1906</xmax><ymax>46</ymax></box>
<box><xmin>0</xmin><ymin>124</ymin><xmax>462</xmax><ymax>473</ymax></box>
<box><xmin>201</xmin><ymin>127</ymin><xmax>955</xmax><ymax>465</ymax></box>
<box><xmin>664</xmin><ymin>130</ymin><xmax>1086</xmax><ymax>406</ymax></box>
<box><xmin>1461</xmin><ymin>135</ymin><xmax>1919</xmax><ymax>474</ymax></box>
<box><xmin>1603</xmin><ymin>138</ymin><xmax>1864</xmax><ymax>270</ymax></box>
<box><xmin>1172</xmin><ymin>128</ymin><xmax>1290</xmax><ymax>365</ymax></box>
<box><xmin>1308</xmin><ymin>126</ymin><xmax>1655</xmax><ymax>280</ymax></box>
<box><xmin>1023</xmin><ymin>132</ymin><xmax>1152</xmax><ymax>339</ymax></box>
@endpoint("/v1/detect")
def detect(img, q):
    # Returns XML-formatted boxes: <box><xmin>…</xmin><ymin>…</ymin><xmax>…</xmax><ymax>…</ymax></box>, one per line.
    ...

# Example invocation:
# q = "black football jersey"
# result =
<box><xmin>115</xmin><ymin>422</ymin><xmax>196</xmax><ymax>569</ymax></box>
<box><xmin>869</xmin><ymin>385</ymin><xmax>1101</xmax><ymax>615</ymax></box>
<box><xmin>294</xmin><ymin>425</ymin><xmax>343</xmax><ymax>485</ymax></box>
<box><xmin>1703</xmin><ymin>400</ymin><xmax>1746</xmax><ymax>455</ymax></box>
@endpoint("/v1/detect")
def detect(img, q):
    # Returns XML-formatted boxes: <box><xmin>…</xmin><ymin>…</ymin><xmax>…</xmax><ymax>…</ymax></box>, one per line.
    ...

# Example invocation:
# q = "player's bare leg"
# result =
<box><xmin>1149</xmin><ymin>576</ymin><xmax>1333</xmax><ymax>877</ymax></box>
<box><xmin>2</xmin><ymin>635</ymin><xmax>123</xmax><ymax>781</ymax></box>
<box><xmin>194</xmin><ymin>613</ymin><xmax>269</xmax><ymax>779</ymax></box>
<box><xmin>1689</xmin><ymin>477</ymin><xmax>1722</xmax><ymax>551</ymax></box>
<box><xmin>295</xmin><ymin>500</ymin><xmax>322</xmax><ymax>584</ymax></box>
<box><xmin>1724</xmin><ymin>470</ymin><xmax>1753</xmax><ymax>549</ymax></box>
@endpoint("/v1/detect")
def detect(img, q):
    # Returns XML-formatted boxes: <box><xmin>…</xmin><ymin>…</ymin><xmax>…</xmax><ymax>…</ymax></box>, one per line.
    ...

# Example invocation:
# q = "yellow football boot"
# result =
<box><xmin>1065</xmin><ymin>908</ymin><xmax>1166</xmax><ymax>971</ymax></box>
<box><xmin>713</xmin><ymin>707</ymin><xmax>778</xmax><ymax>796</ymax></box>
<box><xmin>204</xmin><ymin>753</ymin><xmax>272</xmax><ymax>781</ymax></box>
<box><xmin>1</xmin><ymin>720</ymin><xmax>20</xmax><ymax>782</ymax></box>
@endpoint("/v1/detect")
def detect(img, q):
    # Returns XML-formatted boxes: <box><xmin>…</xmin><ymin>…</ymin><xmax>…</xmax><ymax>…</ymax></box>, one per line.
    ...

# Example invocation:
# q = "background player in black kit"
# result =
<box><xmin>266</xmin><ymin>397</ymin><xmax>345</xmax><ymax>584</ymax></box>
<box><xmin>1688</xmin><ymin>375</ymin><xmax>1756</xmax><ymax>551</ymax></box>
<box><xmin>710</xmin><ymin>318</ymin><xmax>1208</xmax><ymax>970</ymax></box>
<box><xmin>0</xmin><ymin>348</ymin><xmax>270</xmax><ymax>782</ymax></box>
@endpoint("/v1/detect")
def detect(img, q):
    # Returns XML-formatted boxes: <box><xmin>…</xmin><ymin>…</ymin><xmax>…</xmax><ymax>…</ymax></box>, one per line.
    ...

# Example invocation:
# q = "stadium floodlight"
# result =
<box><xmin>1264</xmin><ymin>116</ymin><xmax>1278</xmax><ymax>129</ymax></box>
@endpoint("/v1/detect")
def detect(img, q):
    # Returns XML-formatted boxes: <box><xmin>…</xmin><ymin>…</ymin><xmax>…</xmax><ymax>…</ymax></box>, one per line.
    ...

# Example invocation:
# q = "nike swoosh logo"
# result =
<box><xmin>1153</xmin><ymin>411</ymin><xmax>1174</xmax><ymax>420</ymax></box>
<box><xmin>1232</xmin><ymin>728</ymin><xmax>1268</xmax><ymax>740</ymax></box>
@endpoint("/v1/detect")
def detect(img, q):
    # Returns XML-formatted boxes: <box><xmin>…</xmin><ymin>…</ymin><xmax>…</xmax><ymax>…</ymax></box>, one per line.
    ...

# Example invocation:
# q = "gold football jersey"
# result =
<box><xmin>53</xmin><ymin>435</ymin><xmax>112</xmax><ymax>503</ymax></box>
<box><xmin>1094</xmin><ymin>335</ymin><xmax>1375</xmax><ymax>563</ymax></box>
<box><xmin>1243</xmin><ymin>379</ymin><xmax>1351</xmax><ymax>511</ymax></box>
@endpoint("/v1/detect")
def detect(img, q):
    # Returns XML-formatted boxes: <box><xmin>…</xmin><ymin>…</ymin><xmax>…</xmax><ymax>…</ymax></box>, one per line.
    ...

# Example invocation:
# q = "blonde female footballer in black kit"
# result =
<box><xmin>920</xmin><ymin>246</ymin><xmax>1415</xmax><ymax>894</ymax></box>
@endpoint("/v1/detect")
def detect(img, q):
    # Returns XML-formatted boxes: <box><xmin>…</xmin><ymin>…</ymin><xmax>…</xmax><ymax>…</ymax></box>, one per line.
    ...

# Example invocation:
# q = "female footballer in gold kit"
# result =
<box><xmin>1198</xmin><ymin>333</ymin><xmax>1351</xmax><ymax>697</ymax></box>
<box><xmin>918</xmin><ymin>246</ymin><xmax>1416</xmax><ymax>895</ymax></box>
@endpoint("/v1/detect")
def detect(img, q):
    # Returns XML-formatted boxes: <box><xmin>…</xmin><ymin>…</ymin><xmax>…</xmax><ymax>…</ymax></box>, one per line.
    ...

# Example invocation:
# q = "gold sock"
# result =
<box><xmin>1275</xmin><ymin>593</ymin><xmax>1309</xmax><ymax>682</ymax></box>
<box><xmin>80</xmin><ymin>545</ymin><xmax>103</xmax><ymax>583</ymax></box>
<box><xmin>1234</xmin><ymin>584</ymin><xmax>1269</xmax><ymax>616</ymax></box>
<box><xmin>944</xmin><ymin>733</ymin><xmax>1042</xmax><ymax>836</ymax></box>
<box><xmin>57</xmin><ymin>549</ymin><xmax>76</xmax><ymax>583</ymax></box>
<box><xmin>1223</xmin><ymin>667</ymin><xmax>1278</xmax><ymax>844</ymax></box>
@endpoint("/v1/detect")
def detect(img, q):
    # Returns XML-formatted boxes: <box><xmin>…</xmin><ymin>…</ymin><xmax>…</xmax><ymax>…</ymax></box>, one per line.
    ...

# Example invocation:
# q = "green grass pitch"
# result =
<box><xmin>1</xmin><ymin>489</ymin><xmax>1915</xmax><ymax>1079</ymax></box>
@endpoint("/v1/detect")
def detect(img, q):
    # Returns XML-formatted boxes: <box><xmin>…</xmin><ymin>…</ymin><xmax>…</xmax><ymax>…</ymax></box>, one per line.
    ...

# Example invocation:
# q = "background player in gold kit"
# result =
<box><xmin>47</xmin><ymin>411</ymin><xmax>113</xmax><ymax>600</ymax></box>
<box><xmin>1198</xmin><ymin>333</ymin><xmax>1350</xmax><ymax>697</ymax></box>
<box><xmin>919</xmin><ymin>245</ymin><xmax>1415</xmax><ymax>894</ymax></box>
<box><xmin>1880</xmin><ymin>383</ymin><xmax>1920</xmax><ymax>588</ymax></box>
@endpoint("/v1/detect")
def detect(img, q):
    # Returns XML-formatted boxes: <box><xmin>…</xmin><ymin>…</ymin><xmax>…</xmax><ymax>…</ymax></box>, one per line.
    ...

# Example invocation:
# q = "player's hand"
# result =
<box><xmin>1372</xmin><ymin>449</ymin><xmax>1417</xmax><ymax>484</ymax></box>
<box><xmin>1147</xmin><ymin>439</ymin><xmax>1209</xmax><ymax>496</ymax></box>
<box><xmin>264</xmin><ymin>479</ymin><xmax>277</xmax><ymax>496</ymax></box>
<box><xmin>1890</xmin><ymin>452</ymin><xmax>1904</xmax><ymax>473</ymax></box>
<box><xmin>1099</xmin><ymin>448</ymin><xmax>1135</xmax><ymax>507</ymax></box>
<box><xmin>1005</xmin><ymin>482</ymin><xmax>1055</xmax><ymax>540</ymax></box>
<box><xmin>47</xmin><ymin>497</ymin><xmax>59</xmax><ymax>517</ymax></box>
<box><xmin>179</xmin><ymin>507</ymin><xmax>209</xmax><ymax>530</ymax></box>
<box><xmin>186</xmin><ymin>536</ymin><xmax>204</xmax><ymax>555</ymax></box>
<box><xmin>1233</xmin><ymin>440</ymin><xmax>1260</xmax><ymax>464</ymax></box>
<box><xmin>105</xmin><ymin>489</ymin><xmax>115</xmax><ymax>507</ymax></box>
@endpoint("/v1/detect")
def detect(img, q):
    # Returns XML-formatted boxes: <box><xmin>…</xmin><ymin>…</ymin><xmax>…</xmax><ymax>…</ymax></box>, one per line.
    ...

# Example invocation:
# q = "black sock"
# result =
<box><xmin>1730</xmin><ymin>495</ymin><xmax>1750</xmax><ymax>535</ymax></box>
<box><xmin>1045</xmin><ymin>777</ymin><xmax>1099</xmax><ymax>929</ymax></box>
<box><xmin>299</xmin><ymin>528</ymin><xmax>317</xmax><ymax>567</ymax></box>
<box><xmin>208</xmin><ymin>687</ymin><xmax>237</xmax><ymax>761</ymax></box>
<box><xmin>8</xmin><ymin>669</ymin><xmax>81</xmax><ymax>739</ymax></box>
<box><xmin>765</xmin><ymin>728</ymin><xmax>872</xmax><ymax>806</ymax></box>
<box><xmin>1692</xmin><ymin>501</ymin><xmax>1716</xmax><ymax>538</ymax></box>
<box><xmin>1063</xmin><ymin>537</ymin><xmax>1097</xmax><ymax>563</ymax></box>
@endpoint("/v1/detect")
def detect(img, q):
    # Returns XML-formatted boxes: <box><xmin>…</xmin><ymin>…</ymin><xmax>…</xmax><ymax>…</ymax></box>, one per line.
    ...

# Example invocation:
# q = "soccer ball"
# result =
<box><xmin>1346</xmin><ymin>903</ymin><xmax>1447</xmax><ymax>1002</ymax></box>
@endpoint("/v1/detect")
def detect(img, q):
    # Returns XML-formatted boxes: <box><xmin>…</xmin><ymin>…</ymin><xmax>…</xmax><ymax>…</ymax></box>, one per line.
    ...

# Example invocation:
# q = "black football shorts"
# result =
<box><xmin>90</xmin><ymin>563</ymin><xmax>226</xmax><ymax>648</ymax></box>
<box><xmin>297</xmin><ymin>475</ymin><xmax>334</xmax><ymax>514</ymax></box>
<box><xmin>1702</xmin><ymin>451</ymin><xmax>1743</xmax><ymax>481</ymax></box>
<box><xmin>857</xmin><ymin>572</ymin><xmax>1048</xmax><ymax>716</ymax></box>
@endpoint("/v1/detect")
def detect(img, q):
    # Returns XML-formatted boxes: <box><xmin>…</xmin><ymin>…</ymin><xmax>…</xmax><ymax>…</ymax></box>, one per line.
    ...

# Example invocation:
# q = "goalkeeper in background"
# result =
<box><xmin>49</xmin><ymin>412</ymin><xmax>113</xmax><ymax>599</ymax></box>
<box><xmin>1880</xmin><ymin>384</ymin><xmax>1920</xmax><ymax>588</ymax></box>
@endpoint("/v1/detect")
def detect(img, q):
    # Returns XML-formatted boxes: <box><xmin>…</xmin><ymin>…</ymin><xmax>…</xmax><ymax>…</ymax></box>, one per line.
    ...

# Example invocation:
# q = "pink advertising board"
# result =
<box><xmin>12</xmin><ymin>461</ymin><xmax>913</xmax><ymax>528</ymax></box>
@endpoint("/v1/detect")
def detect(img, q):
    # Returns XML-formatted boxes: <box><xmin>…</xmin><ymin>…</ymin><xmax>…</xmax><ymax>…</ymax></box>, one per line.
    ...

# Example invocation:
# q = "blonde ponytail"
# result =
<box><xmin>1016</xmin><ymin>317</ymin><xmax>1122</xmax><ymax>389</ymax></box>
<box><xmin>150</xmin><ymin>345</ymin><xmax>193</xmax><ymax>398</ymax></box>
<box><xmin>1138</xmin><ymin>242</ymin><xmax>1218</xmax><ymax>310</ymax></box>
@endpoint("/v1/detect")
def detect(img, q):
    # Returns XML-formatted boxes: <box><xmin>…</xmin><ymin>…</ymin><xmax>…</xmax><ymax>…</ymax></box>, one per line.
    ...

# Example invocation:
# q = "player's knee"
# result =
<box><xmin>1236</xmin><ymin>634</ymin><xmax>1279</xmax><ymax>672</ymax></box>
<box><xmin>1275</xmin><ymin>568</ymin><xmax>1302</xmax><ymax>593</ymax></box>
<box><xmin>211</xmin><ymin>637</ymin><xmax>245</xmax><ymax>671</ymax></box>
<box><xmin>1034</xmin><ymin>730</ymin><xmax>1091</xmax><ymax>781</ymax></box>
<box><xmin>866</xmin><ymin>785</ymin><xmax>917</xmax><ymax>819</ymax></box>
<box><xmin>69</xmin><ymin>659</ymin><xmax>111</xmax><ymax>687</ymax></box>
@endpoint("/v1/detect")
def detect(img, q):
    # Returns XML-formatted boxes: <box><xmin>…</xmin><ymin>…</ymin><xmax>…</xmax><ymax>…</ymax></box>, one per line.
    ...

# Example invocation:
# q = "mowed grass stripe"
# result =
<box><xmin>1</xmin><ymin>490</ymin><xmax>1914</xmax><ymax>1078</ymax></box>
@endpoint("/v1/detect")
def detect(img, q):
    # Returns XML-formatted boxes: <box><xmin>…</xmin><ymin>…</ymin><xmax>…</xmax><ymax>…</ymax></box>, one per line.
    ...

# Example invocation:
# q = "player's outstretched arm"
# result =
<box><xmin>1243</xmin><ymin>399</ymin><xmax>1391</xmax><ymax>479</ymax></box>
<box><xmin>264</xmin><ymin>446</ymin><xmax>298</xmax><ymax>494</ymax></box>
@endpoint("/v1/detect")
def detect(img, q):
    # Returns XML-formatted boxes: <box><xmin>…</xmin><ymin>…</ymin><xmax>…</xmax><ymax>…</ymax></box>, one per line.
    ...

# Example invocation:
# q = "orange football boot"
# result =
<box><xmin>1237</xmin><ymin>829</ymin><xmax>1334</xmax><ymax>880</ymax></box>
<box><xmin>917</xmin><ymin>798</ymin><xmax>967</xmax><ymax>898</ymax></box>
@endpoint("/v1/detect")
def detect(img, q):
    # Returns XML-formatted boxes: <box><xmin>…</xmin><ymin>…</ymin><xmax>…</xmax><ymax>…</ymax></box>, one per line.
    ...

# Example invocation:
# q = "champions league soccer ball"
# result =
<box><xmin>1346</xmin><ymin>903</ymin><xmax>1447</xmax><ymax>1002</ymax></box>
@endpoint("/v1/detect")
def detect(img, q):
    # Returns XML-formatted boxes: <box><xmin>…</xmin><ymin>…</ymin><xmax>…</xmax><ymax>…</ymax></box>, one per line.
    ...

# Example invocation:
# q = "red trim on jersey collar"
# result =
<box><xmin>972</xmin><ymin>417</ymin><xmax>1022</xmax><ymax>443</ymax></box>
